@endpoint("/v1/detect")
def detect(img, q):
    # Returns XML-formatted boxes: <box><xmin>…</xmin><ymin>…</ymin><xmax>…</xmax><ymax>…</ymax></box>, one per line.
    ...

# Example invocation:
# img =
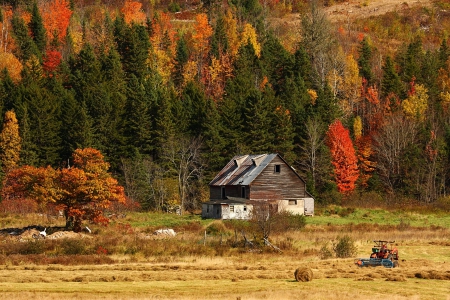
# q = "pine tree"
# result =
<box><xmin>438</xmin><ymin>38</ymin><xmax>449</xmax><ymax>69</ymax></box>
<box><xmin>244</xmin><ymin>88</ymin><xmax>273</xmax><ymax>153</ymax></box>
<box><xmin>202</xmin><ymin>97</ymin><xmax>226</xmax><ymax>179</ymax></box>
<box><xmin>114</xmin><ymin>17</ymin><xmax>150</xmax><ymax>79</ymax></box>
<box><xmin>260</xmin><ymin>32</ymin><xmax>294</xmax><ymax>95</ymax></box>
<box><xmin>18</xmin><ymin>82</ymin><xmax>61</xmax><ymax>166</ymax></box>
<box><xmin>173</xmin><ymin>34</ymin><xmax>189</xmax><ymax>88</ymax></box>
<box><xmin>381</xmin><ymin>55</ymin><xmax>404</xmax><ymax>99</ymax></box>
<box><xmin>357</xmin><ymin>37</ymin><xmax>374</xmax><ymax>85</ymax></box>
<box><xmin>211</xmin><ymin>15</ymin><xmax>229</xmax><ymax>59</ymax></box>
<box><xmin>397</xmin><ymin>39</ymin><xmax>424</xmax><ymax>84</ymax></box>
<box><xmin>11</xmin><ymin>14</ymin><xmax>39</xmax><ymax>62</ymax></box>
<box><xmin>176</xmin><ymin>81</ymin><xmax>208</xmax><ymax>137</ymax></box>
<box><xmin>29</xmin><ymin>1</ymin><xmax>46</xmax><ymax>55</ymax></box>
<box><xmin>123</xmin><ymin>74</ymin><xmax>153</xmax><ymax>156</ymax></box>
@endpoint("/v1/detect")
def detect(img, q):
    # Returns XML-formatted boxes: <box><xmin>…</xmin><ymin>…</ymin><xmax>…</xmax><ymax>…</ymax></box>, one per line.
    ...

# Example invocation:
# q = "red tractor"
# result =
<box><xmin>355</xmin><ymin>240</ymin><xmax>399</xmax><ymax>268</ymax></box>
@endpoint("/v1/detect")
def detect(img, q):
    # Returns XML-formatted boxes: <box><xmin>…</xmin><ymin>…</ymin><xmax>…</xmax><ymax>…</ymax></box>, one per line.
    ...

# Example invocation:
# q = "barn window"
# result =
<box><xmin>241</xmin><ymin>186</ymin><xmax>246</xmax><ymax>198</ymax></box>
<box><xmin>289</xmin><ymin>200</ymin><xmax>297</xmax><ymax>205</ymax></box>
<box><xmin>230</xmin><ymin>205</ymin><xmax>234</xmax><ymax>212</ymax></box>
<box><xmin>275</xmin><ymin>164</ymin><xmax>281</xmax><ymax>173</ymax></box>
<box><xmin>221</xmin><ymin>187</ymin><xmax>226</xmax><ymax>199</ymax></box>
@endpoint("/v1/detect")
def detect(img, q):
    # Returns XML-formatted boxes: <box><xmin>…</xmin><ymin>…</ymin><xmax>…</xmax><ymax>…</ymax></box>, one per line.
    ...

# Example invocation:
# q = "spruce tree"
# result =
<box><xmin>179</xmin><ymin>81</ymin><xmax>208</xmax><ymax>137</ymax></box>
<box><xmin>211</xmin><ymin>15</ymin><xmax>229</xmax><ymax>59</ymax></box>
<box><xmin>381</xmin><ymin>55</ymin><xmax>404</xmax><ymax>99</ymax></box>
<box><xmin>357</xmin><ymin>37</ymin><xmax>374</xmax><ymax>85</ymax></box>
<box><xmin>173</xmin><ymin>34</ymin><xmax>189</xmax><ymax>89</ymax></box>
<box><xmin>18</xmin><ymin>82</ymin><xmax>61</xmax><ymax>166</ymax></box>
<box><xmin>123</xmin><ymin>74</ymin><xmax>153</xmax><ymax>156</ymax></box>
<box><xmin>11</xmin><ymin>14</ymin><xmax>39</xmax><ymax>62</ymax></box>
<box><xmin>29</xmin><ymin>1</ymin><xmax>46</xmax><ymax>55</ymax></box>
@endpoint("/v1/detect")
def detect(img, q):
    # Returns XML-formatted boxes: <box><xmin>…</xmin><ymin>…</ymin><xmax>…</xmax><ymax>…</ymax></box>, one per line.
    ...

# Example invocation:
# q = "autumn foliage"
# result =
<box><xmin>42</xmin><ymin>0</ymin><xmax>72</xmax><ymax>45</ymax></box>
<box><xmin>326</xmin><ymin>120</ymin><xmax>359</xmax><ymax>194</ymax></box>
<box><xmin>2</xmin><ymin>148</ymin><xmax>126</xmax><ymax>231</ymax></box>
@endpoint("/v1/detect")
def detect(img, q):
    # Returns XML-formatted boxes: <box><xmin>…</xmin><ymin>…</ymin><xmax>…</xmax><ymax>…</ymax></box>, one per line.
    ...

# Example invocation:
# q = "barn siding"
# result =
<box><xmin>250</xmin><ymin>156</ymin><xmax>306</xmax><ymax>200</ymax></box>
<box><xmin>210</xmin><ymin>186</ymin><xmax>222</xmax><ymax>200</ymax></box>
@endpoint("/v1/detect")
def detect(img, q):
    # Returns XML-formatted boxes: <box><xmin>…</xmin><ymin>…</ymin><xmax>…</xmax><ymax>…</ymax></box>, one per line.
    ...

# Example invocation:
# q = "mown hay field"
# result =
<box><xmin>0</xmin><ymin>209</ymin><xmax>449</xmax><ymax>299</ymax></box>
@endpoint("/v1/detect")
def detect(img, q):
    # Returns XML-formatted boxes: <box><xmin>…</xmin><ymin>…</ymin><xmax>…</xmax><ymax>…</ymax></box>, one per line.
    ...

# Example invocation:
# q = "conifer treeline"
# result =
<box><xmin>0</xmin><ymin>0</ymin><xmax>450</xmax><ymax>210</ymax></box>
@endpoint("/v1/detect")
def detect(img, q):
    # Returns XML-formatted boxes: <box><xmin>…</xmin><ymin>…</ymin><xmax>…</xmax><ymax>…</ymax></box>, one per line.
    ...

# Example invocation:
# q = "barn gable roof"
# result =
<box><xmin>209</xmin><ymin>153</ymin><xmax>304</xmax><ymax>187</ymax></box>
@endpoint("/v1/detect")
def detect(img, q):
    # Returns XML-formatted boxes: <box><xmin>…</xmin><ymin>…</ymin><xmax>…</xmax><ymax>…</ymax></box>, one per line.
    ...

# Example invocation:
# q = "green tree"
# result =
<box><xmin>29</xmin><ymin>1</ymin><xmax>46</xmax><ymax>55</ymax></box>
<box><xmin>123</xmin><ymin>74</ymin><xmax>153</xmax><ymax>156</ymax></box>
<box><xmin>173</xmin><ymin>34</ymin><xmax>189</xmax><ymax>88</ymax></box>
<box><xmin>381</xmin><ymin>55</ymin><xmax>404</xmax><ymax>99</ymax></box>
<box><xmin>357</xmin><ymin>37</ymin><xmax>374</xmax><ymax>85</ymax></box>
<box><xmin>211</xmin><ymin>15</ymin><xmax>229</xmax><ymax>58</ymax></box>
<box><xmin>11</xmin><ymin>14</ymin><xmax>39</xmax><ymax>62</ymax></box>
<box><xmin>114</xmin><ymin>17</ymin><xmax>150</xmax><ymax>79</ymax></box>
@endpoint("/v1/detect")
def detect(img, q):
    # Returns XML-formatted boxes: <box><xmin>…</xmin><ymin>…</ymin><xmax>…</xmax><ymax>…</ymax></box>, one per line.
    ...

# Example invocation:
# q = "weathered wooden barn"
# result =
<box><xmin>202</xmin><ymin>154</ymin><xmax>314</xmax><ymax>219</ymax></box>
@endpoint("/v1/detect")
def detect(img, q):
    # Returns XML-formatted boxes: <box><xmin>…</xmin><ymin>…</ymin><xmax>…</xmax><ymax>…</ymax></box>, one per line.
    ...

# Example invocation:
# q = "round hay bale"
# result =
<box><xmin>294</xmin><ymin>267</ymin><xmax>313</xmax><ymax>282</ymax></box>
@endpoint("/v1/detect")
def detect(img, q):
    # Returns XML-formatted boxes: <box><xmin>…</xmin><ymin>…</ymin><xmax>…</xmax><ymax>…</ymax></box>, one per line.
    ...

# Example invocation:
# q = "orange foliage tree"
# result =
<box><xmin>41</xmin><ymin>0</ymin><xmax>72</xmax><ymax>46</ymax></box>
<box><xmin>326</xmin><ymin>119</ymin><xmax>359</xmax><ymax>194</ymax></box>
<box><xmin>121</xmin><ymin>0</ymin><xmax>146</xmax><ymax>25</ymax></box>
<box><xmin>2</xmin><ymin>148</ymin><xmax>126</xmax><ymax>231</ymax></box>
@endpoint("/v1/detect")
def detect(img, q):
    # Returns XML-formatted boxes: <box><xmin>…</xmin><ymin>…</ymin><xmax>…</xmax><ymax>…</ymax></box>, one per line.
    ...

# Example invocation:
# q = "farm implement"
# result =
<box><xmin>355</xmin><ymin>240</ymin><xmax>399</xmax><ymax>268</ymax></box>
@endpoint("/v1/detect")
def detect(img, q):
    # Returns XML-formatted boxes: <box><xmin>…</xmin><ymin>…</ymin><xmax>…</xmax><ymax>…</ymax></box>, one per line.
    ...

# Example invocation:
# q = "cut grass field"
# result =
<box><xmin>0</xmin><ymin>207</ymin><xmax>449</xmax><ymax>299</ymax></box>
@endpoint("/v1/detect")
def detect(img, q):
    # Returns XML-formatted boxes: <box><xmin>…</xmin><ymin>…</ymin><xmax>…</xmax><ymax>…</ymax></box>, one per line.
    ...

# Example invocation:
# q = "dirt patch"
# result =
<box><xmin>1</xmin><ymin>226</ymin><xmax>92</xmax><ymax>241</ymax></box>
<box><xmin>324</xmin><ymin>0</ymin><xmax>433</xmax><ymax>23</ymax></box>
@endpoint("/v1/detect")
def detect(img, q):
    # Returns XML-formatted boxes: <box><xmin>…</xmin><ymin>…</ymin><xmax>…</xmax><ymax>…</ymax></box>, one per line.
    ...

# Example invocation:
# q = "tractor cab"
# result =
<box><xmin>370</xmin><ymin>240</ymin><xmax>399</xmax><ymax>260</ymax></box>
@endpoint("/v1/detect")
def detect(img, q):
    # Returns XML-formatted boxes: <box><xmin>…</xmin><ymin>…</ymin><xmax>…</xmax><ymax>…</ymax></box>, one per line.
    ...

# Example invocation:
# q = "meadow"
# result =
<box><xmin>0</xmin><ymin>207</ymin><xmax>449</xmax><ymax>300</ymax></box>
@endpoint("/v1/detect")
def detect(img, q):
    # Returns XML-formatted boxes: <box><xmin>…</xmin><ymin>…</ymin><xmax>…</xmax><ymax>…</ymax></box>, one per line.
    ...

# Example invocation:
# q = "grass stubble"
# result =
<box><xmin>0</xmin><ymin>211</ymin><xmax>449</xmax><ymax>299</ymax></box>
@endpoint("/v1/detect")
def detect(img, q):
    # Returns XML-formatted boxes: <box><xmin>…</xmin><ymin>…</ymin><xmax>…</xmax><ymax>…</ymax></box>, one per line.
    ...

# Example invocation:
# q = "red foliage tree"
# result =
<box><xmin>42</xmin><ymin>49</ymin><xmax>62</xmax><ymax>73</ymax></box>
<box><xmin>2</xmin><ymin>148</ymin><xmax>126</xmax><ymax>231</ymax></box>
<box><xmin>326</xmin><ymin>120</ymin><xmax>359</xmax><ymax>194</ymax></box>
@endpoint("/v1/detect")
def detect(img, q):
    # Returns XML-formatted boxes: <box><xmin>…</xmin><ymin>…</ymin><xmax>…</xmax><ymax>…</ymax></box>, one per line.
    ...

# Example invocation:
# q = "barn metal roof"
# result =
<box><xmin>209</xmin><ymin>154</ymin><xmax>278</xmax><ymax>186</ymax></box>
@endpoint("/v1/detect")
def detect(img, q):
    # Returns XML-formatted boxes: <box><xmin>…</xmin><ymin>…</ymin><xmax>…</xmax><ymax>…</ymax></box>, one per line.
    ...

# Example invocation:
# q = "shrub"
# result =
<box><xmin>168</xmin><ymin>2</ymin><xmax>181</xmax><ymax>12</ymax></box>
<box><xmin>19</xmin><ymin>240</ymin><xmax>45</xmax><ymax>255</ymax></box>
<box><xmin>333</xmin><ymin>235</ymin><xmax>357</xmax><ymax>258</ymax></box>
<box><xmin>319</xmin><ymin>243</ymin><xmax>333</xmax><ymax>259</ymax></box>
<box><xmin>60</xmin><ymin>238</ymin><xmax>90</xmax><ymax>255</ymax></box>
<box><xmin>205</xmin><ymin>221</ymin><xmax>228</xmax><ymax>236</ymax></box>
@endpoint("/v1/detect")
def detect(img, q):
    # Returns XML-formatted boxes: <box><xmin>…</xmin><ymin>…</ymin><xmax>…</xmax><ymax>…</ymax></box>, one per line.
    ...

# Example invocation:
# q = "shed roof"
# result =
<box><xmin>209</xmin><ymin>153</ymin><xmax>279</xmax><ymax>186</ymax></box>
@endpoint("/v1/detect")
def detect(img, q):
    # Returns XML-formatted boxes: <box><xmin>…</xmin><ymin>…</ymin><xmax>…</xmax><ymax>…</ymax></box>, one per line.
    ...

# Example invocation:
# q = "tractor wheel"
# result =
<box><xmin>393</xmin><ymin>261</ymin><xmax>399</xmax><ymax>268</ymax></box>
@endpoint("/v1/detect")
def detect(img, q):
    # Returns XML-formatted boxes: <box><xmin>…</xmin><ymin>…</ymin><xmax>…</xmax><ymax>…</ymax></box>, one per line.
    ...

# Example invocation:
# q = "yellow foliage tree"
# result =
<box><xmin>0</xmin><ymin>110</ymin><xmax>21</xmax><ymax>173</ymax></box>
<box><xmin>353</xmin><ymin>115</ymin><xmax>363</xmax><ymax>139</ymax></box>
<box><xmin>240</xmin><ymin>23</ymin><xmax>260</xmax><ymax>57</ymax></box>
<box><xmin>342</xmin><ymin>54</ymin><xmax>362</xmax><ymax>117</ymax></box>
<box><xmin>402</xmin><ymin>83</ymin><xmax>428</xmax><ymax>121</ymax></box>
<box><xmin>223</xmin><ymin>9</ymin><xmax>239</xmax><ymax>59</ymax></box>
<box><xmin>0</xmin><ymin>52</ymin><xmax>22</xmax><ymax>82</ymax></box>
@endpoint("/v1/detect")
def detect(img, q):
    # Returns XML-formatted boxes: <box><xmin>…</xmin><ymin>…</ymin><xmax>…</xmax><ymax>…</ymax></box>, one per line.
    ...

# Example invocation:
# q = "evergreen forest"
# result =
<box><xmin>1</xmin><ymin>0</ymin><xmax>450</xmax><ymax>212</ymax></box>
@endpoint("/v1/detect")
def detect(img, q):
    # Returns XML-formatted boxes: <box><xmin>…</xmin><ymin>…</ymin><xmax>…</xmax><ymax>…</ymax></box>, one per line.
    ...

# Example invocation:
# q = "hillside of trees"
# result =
<box><xmin>1</xmin><ymin>0</ymin><xmax>450</xmax><ymax>213</ymax></box>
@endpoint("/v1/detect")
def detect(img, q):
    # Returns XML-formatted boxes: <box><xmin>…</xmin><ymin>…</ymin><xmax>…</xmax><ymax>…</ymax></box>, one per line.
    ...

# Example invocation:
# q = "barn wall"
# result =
<box><xmin>250</xmin><ymin>156</ymin><xmax>306</xmax><ymax>201</ymax></box>
<box><xmin>210</xmin><ymin>187</ymin><xmax>222</xmax><ymax>200</ymax></box>
<box><xmin>304</xmin><ymin>198</ymin><xmax>314</xmax><ymax>215</ymax></box>
<box><xmin>277</xmin><ymin>199</ymin><xmax>305</xmax><ymax>215</ymax></box>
